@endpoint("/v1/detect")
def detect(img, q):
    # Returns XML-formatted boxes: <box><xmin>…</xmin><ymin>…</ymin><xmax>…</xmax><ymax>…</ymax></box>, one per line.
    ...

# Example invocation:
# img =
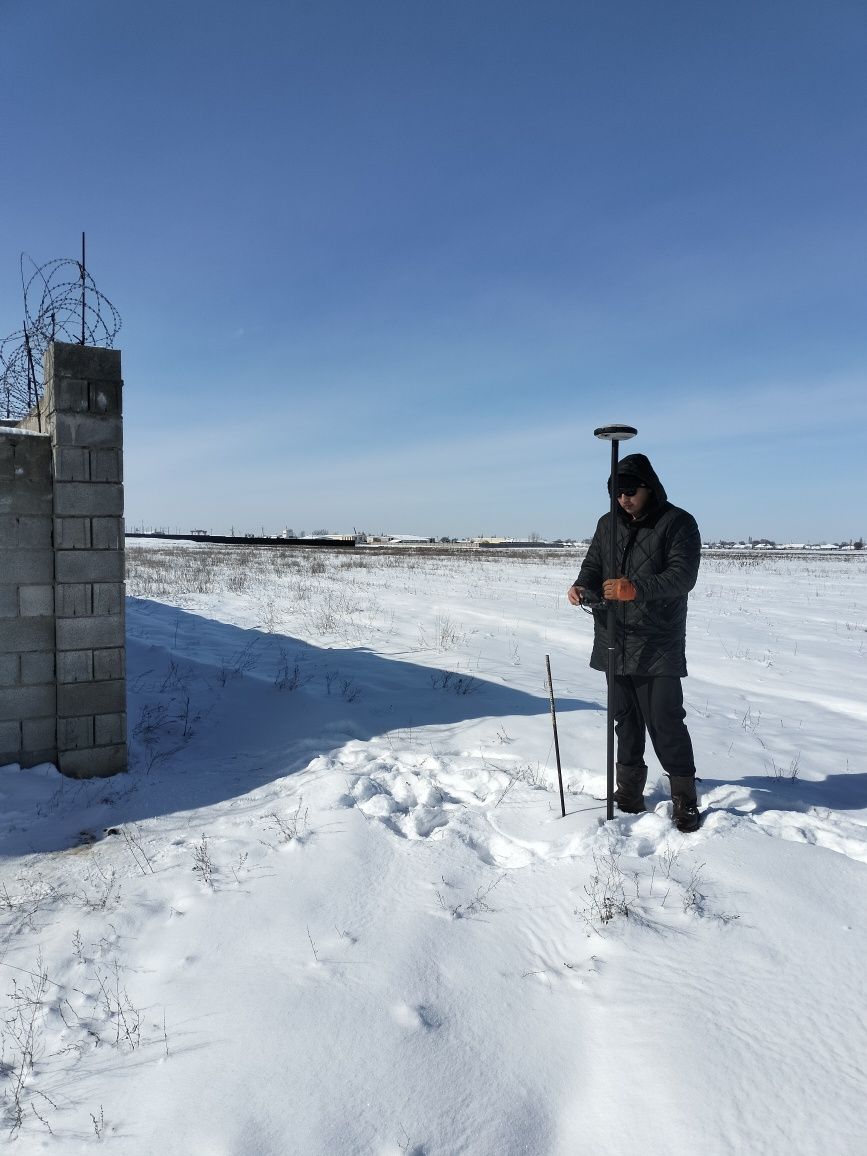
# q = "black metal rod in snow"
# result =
<box><xmin>593</xmin><ymin>424</ymin><xmax>637</xmax><ymax>821</ymax></box>
<box><xmin>545</xmin><ymin>655</ymin><xmax>566</xmax><ymax>818</ymax></box>
<box><xmin>80</xmin><ymin>231</ymin><xmax>86</xmax><ymax>345</ymax></box>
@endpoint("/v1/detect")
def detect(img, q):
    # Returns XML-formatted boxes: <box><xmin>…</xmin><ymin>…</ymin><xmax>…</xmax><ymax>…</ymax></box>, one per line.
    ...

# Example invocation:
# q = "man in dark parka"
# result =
<box><xmin>567</xmin><ymin>453</ymin><xmax>702</xmax><ymax>832</ymax></box>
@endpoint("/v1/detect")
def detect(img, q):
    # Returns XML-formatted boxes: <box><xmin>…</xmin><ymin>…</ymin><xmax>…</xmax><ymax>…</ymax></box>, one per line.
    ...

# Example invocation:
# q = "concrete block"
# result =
<box><xmin>56</xmin><ymin>615</ymin><xmax>124</xmax><ymax>650</ymax></box>
<box><xmin>12</xmin><ymin>436</ymin><xmax>52</xmax><ymax>477</ymax></box>
<box><xmin>0</xmin><ymin>617</ymin><xmax>55</xmax><ymax>652</ymax></box>
<box><xmin>48</xmin><ymin>342</ymin><xmax>121</xmax><ymax>383</ymax></box>
<box><xmin>56</xmin><ymin>583</ymin><xmax>92</xmax><ymax>616</ymax></box>
<box><xmin>89</xmin><ymin>381</ymin><xmax>122</xmax><ymax>416</ymax></box>
<box><xmin>14</xmin><ymin>406</ymin><xmax>47</xmax><ymax>435</ymax></box>
<box><xmin>58</xmin><ymin>679</ymin><xmax>125</xmax><ymax>718</ymax></box>
<box><xmin>20</xmin><ymin>651</ymin><xmax>55</xmax><ymax>685</ymax></box>
<box><xmin>0</xmin><ymin>720</ymin><xmax>20</xmax><ymax>755</ymax></box>
<box><xmin>90</xmin><ymin>448</ymin><xmax>122</xmax><ymax>483</ymax></box>
<box><xmin>59</xmin><ymin>744</ymin><xmax>126</xmax><ymax>778</ymax></box>
<box><xmin>0</xmin><ymin>549</ymin><xmax>54</xmax><ymax>583</ymax></box>
<box><xmin>93</xmin><ymin>647</ymin><xmax>124</xmax><ymax>680</ymax></box>
<box><xmin>58</xmin><ymin>715</ymin><xmax>94</xmax><ymax>750</ymax></box>
<box><xmin>54</xmin><ymin>482</ymin><xmax>123</xmax><ymax>518</ymax></box>
<box><xmin>56</xmin><ymin>650</ymin><xmax>93</xmax><ymax>683</ymax></box>
<box><xmin>55</xmin><ymin>447</ymin><xmax>90</xmax><ymax>482</ymax></box>
<box><xmin>93</xmin><ymin>582</ymin><xmax>123</xmax><ymax>616</ymax></box>
<box><xmin>17</xmin><ymin>516</ymin><xmax>53</xmax><ymax>549</ymax></box>
<box><xmin>20</xmin><ymin>747</ymin><xmax>59</xmax><ymax>768</ymax></box>
<box><xmin>0</xmin><ymin>513</ymin><xmax>16</xmax><ymax>543</ymax></box>
<box><xmin>19</xmin><ymin>584</ymin><xmax>55</xmax><ymax>616</ymax></box>
<box><xmin>0</xmin><ymin>438</ymin><xmax>14</xmax><ymax>480</ymax></box>
<box><xmin>55</xmin><ymin>517</ymin><xmax>92</xmax><ymax>550</ymax></box>
<box><xmin>95</xmin><ymin>712</ymin><xmax>126</xmax><ymax>745</ymax></box>
<box><xmin>0</xmin><ymin>485</ymin><xmax>53</xmax><ymax>517</ymax></box>
<box><xmin>22</xmin><ymin>716</ymin><xmax>56</xmax><ymax>752</ymax></box>
<box><xmin>54</xmin><ymin>413</ymin><xmax>123</xmax><ymax>451</ymax></box>
<box><xmin>55</xmin><ymin>548</ymin><xmax>123</xmax><ymax>583</ymax></box>
<box><xmin>0</xmin><ymin>655</ymin><xmax>19</xmax><ymax>686</ymax></box>
<box><xmin>0</xmin><ymin>684</ymin><xmax>56</xmax><ymax>721</ymax></box>
<box><xmin>54</xmin><ymin>378</ymin><xmax>89</xmax><ymax>413</ymax></box>
<box><xmin>0</xmin><ymin>585</ymin><xmax>18</xmax><ymax>617</ymax></box>
<box><xmin>91</xmin><ymin>517</ymin><xmax>122</xmax><ymax>550</ymax></box>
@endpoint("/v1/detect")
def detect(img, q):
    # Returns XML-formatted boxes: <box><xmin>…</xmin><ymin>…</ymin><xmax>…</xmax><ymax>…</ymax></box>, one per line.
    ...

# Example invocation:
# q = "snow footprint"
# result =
<box><xmin>349</xmin><ymin>767</ymin><xmax>450</xmax><ymax>840</ymax></box>
<box><xmin>390</xmin><ymin>1002</ymin><xmax>441</xmax><ymax>1031</ymax></box>
<box><xmin>700</xmin><ymin>783</ymin><xmax>867</xmax><ymax>865</ymax></box>
<box><xmin>751</xmin><ymin>808</ymin><xmax>867</xmax><ymax>864</ymax></box>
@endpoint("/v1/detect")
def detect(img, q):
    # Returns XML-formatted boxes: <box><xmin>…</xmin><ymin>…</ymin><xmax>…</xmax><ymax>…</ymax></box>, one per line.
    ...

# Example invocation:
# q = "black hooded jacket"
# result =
<box><xmin>574</xmin><ymin>454</ymin><xmax>700</xmax><ymax>676</ymax></box>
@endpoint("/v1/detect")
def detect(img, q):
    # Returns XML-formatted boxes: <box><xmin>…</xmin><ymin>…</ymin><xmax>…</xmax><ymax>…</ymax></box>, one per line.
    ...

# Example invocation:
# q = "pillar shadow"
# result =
<box><xmin>0</xmin><ymin>600</ymin><xmax>599</xmax><ymax>854</ymax></box>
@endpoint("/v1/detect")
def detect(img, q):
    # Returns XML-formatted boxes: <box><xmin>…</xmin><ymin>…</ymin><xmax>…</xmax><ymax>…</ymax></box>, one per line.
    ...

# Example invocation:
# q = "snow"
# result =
<box><xmin>0</xmin><ymin>426</ymin><xmax>48</xmax><ymax>439</ymax></box>
<box><xmin>2</xmin><ymin>545</ymin><xmax>866</xmax><ymax>1154</ymax></box>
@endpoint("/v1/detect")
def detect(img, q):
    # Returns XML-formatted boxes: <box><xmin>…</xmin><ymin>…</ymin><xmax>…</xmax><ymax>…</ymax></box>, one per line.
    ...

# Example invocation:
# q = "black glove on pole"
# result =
<box><xmin>593</xmin><ymin>424</ymin><xmax>637</xmax><ymax>820</ymax></box>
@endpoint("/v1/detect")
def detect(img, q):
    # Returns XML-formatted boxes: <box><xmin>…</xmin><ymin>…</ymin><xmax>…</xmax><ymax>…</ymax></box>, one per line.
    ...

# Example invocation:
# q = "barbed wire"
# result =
<box><xmin>1</xmin><ymin>251</ymin><xmax>121</xmax><ymax>423</ymax></box>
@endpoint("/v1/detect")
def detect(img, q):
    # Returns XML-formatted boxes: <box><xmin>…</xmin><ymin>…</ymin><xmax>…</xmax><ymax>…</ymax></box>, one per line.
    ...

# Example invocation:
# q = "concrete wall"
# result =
<box><xmin>0</xmin><ymin>429</ymin><xmax>56</xmax><ymax>766</ymax></box>
<box><xmin>0</xmin><ymin>341</ymin><xmax>126</xmax><ymax>777</ymax></box>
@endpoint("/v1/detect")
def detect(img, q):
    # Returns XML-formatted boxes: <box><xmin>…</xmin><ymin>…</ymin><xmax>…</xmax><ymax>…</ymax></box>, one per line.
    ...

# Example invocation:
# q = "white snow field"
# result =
<box><xmin>2</xmin><ymin>542</ymin><xmax>866</xmax><ymax>1155</ymax></box>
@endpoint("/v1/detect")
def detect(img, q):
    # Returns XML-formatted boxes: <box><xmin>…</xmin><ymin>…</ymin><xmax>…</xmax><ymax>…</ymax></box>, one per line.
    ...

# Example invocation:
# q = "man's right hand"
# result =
<box><xmin>567</xmin><ymin>584</ymin><xmax>585</xmax><ymax>606</ymax></box>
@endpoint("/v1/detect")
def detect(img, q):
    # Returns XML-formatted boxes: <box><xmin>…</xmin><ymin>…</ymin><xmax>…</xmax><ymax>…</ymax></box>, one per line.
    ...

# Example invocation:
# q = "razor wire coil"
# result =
<box><xmin>1</xmin><ymin>253</ymin><xmax>121</xmax><ymax>423</ymax></box>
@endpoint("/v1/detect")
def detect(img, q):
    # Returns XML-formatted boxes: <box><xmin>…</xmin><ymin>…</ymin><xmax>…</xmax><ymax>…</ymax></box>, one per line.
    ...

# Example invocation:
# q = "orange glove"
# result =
<box><xmin>603</xmin><ymin>577</ymin><xmax>637</xmax><ymax>601</ymax></box>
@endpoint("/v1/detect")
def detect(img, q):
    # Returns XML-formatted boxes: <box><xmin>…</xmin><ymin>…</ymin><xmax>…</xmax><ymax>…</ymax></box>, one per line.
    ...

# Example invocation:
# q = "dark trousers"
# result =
<box><xmin>611</xmin><ymin>675</ymin><xmax>696</xmax><ymax>779</ymax></box>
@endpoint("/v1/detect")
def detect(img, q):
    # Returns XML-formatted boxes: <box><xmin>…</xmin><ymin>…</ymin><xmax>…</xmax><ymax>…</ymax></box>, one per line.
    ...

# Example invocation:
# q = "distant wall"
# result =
<box><xmin>0</xmin><ymin>341</ymin><xmax>126</xmax><ymax>777</ymax></box>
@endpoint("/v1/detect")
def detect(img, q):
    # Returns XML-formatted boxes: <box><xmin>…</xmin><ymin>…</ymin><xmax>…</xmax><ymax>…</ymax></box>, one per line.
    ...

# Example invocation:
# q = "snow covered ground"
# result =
<box><xmin>2</xmin><ymin>543</ymin><xmax>866</xmax><ymax>1154</ymax></box>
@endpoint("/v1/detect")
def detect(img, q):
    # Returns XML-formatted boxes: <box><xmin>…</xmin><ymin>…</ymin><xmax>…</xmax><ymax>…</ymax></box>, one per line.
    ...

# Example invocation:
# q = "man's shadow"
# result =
<box><xmin>698</xmin><ymin>772</ymin><xmax>867</xmax><ymax>815</ymax></box>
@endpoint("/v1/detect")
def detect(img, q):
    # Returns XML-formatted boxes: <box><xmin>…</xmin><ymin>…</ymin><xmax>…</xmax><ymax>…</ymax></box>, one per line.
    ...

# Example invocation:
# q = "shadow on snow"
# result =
<box><xmin>699</xmin><ymin>773</ymin><xmax>867</xmax><ymax>815</ymax></box>
<box><xmin>1</xmin><ymin>599</ymin><xmax>600</xmax><ymax>854</ymax></box>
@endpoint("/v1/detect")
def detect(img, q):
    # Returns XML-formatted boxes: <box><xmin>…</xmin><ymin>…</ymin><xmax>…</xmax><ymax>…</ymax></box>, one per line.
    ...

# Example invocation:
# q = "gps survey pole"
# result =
<box><xmin>593</xmin><ymin>424</ymin><xmax>638</xmax><ymax>820</ymax></box>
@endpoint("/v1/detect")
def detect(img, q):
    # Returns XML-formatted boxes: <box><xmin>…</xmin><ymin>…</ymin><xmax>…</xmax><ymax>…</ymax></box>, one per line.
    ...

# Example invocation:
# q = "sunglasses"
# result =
<box><xmin>617</xmin><ymin>486</ymin><xmax>641</xmax><ymax>497</ymax></box>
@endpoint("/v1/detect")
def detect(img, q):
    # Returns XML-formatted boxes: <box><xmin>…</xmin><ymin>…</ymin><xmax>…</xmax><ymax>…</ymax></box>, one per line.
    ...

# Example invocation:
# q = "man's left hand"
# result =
<box><xmin>603</xmin><ymin>577</ymin><xmax>637</xmax><ymax>601</ymax></box>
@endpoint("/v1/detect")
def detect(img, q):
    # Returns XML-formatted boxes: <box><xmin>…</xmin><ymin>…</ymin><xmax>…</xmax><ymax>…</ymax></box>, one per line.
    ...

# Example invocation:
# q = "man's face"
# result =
<box><xmin>617</xmin><ymin>484</ymin><xmax>651</xmax><ymax>518</ymax></box>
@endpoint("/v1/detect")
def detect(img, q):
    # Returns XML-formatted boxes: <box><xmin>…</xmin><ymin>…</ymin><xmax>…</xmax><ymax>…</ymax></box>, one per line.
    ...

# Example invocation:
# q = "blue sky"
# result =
<box><xmin>2</xmin><ymin>0</ymin><xmax>866</xmax><ymax>541</ymax></box>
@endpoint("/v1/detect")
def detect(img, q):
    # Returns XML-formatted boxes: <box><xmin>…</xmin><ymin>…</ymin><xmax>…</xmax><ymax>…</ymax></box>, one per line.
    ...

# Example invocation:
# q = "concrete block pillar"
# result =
<box><xmin>43</xmin><ymin>342</ymin><xmax>127</xmax><ymax>777</ymax></box>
